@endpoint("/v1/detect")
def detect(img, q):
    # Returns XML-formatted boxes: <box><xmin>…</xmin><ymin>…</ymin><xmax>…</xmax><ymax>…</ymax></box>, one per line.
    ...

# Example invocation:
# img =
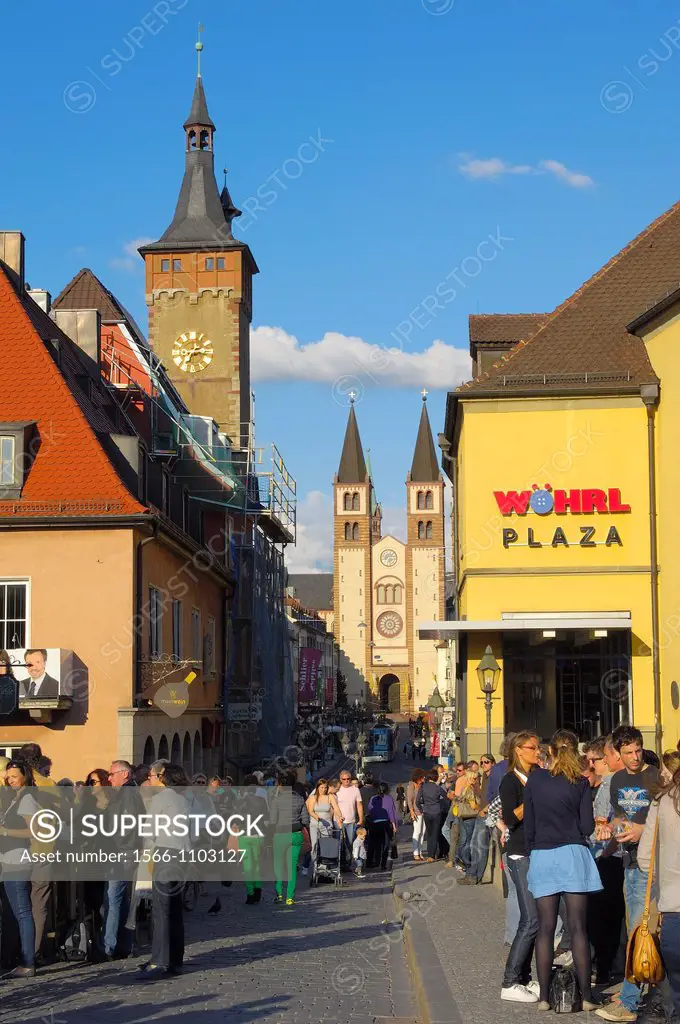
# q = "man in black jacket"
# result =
<box><xmin>416</xmin><ymin>769</ymin><xmax>446</xmax><ymax>861</ymax></box>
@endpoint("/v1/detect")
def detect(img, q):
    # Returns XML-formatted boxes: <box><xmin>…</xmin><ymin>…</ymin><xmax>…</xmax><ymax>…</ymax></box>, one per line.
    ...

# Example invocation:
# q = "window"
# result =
<box><xmin>172</xmin><ymin>599</ymin><xmax>182</xmax><ymax>660</ymax></box>
<box><xmin>343</xmin><ymin>493</ymin><xmax>352</xmax><ymax>511</ymax></box>
<box><xmin>426</xmin><ymin>521</ymin><xmax>433</xmax><ymax>539</ymax></box>
<box><xmin>216</xmin><ymin>257</ymin><xmax>225</xmax><ymax>270</ymax></box>
<box><xmin>161</xmin><ymin>259</ymin><xmax>170</xmax><ymax>272</ymax></box>
<box><xmin>149</xmin><ymin>586</ymin><xmax>163</xmax><ymax>659</ymax></box>
<box><xmin>205</xmin><ymin>616</ymin><xmax>216</xmax><ymax>675</ymax></box>
<box><xmin>385</xmin><ymin>585</ymin><xmax>394</xmax><ymax>603</ymax></box>
<box><xmin>352</xmin><ymin>523</ymin><xmax>359</xmax><ymax>541</ymax></box>
<box><xmin>418</xmin><ymin>521</ymin><xmax>425</xmax><ymax>540</ymax></box>
<box><xmin>344</xmin><ymin>522</ymin><xmax>352</xmax><ymax>541</ymax></box>
<box><xmin>173</xmin><ymin>259</ymin><xmax>182</xmax><ymax>272</ymax></box>
<box><xmin>425</xmin><ymin>490</ymin><xmax>434</xmax><ymax>510</ymax></box>
<box><xmin>0</xmin><ymin>437</ymin><xmax>15</xmax><ymax>485</ymax></box>
<box><xmin>394</xmin><ymin>584</ymin><xmax>402</xmax><ymax>603</ymax></box>
<box><xmin>417</xmin><ymin>491</ymin><xmax>425</xmax><ymax>510</ymax></box>
<box><xmin>205</xmin><ymin>258</ymin><xmax>214</xmax><ymax>271</ymax></box>
<box><xmin>352</xmin><ymin>493</ymin><xmax>360</xmax><ymax>511</ymax></box>
<box><xmin>0</xmin><ymin>580</ymin><xmax>28</xmax><ymax>648</ymax></box>
<box><xmin>191</xmin><ymin>607</ymin><xmax>201</xmax><ymax>662</ymax></box>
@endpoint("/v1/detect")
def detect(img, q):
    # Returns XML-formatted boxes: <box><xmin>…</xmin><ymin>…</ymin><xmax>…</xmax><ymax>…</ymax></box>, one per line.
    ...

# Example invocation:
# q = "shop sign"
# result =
<box><xmin>493</xmin><ymin>485</ymin><xmax>631</xmax><ymax>550</ymax></box>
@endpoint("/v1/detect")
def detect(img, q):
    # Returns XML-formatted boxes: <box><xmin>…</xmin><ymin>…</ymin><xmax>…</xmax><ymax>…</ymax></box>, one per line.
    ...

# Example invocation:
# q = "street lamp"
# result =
<box><xmin>476</xmin><ymin>645</ymin><xmax>501</xmax><ymax>756</ymax></box>
<box><xmin>427</xmin><ymin>685</ymin><xmax>445</xmax><ymax>730</ymax></box>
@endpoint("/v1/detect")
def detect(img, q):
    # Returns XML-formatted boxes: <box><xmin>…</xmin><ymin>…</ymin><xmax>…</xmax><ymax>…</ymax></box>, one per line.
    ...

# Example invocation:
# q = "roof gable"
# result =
<box><xmin>460</xmin><ymin>200</ymin><xmax>680</xmax><ymax>394</ymax></box>
<box><xmin>0</xmin><ymin>263</ymin><xmax>144</xmax><ymax>518</ymax></box>
<box><xmin>52</xmin><ymin>268</ymin><xmax>147</xmax><ymax>348</ymax></box>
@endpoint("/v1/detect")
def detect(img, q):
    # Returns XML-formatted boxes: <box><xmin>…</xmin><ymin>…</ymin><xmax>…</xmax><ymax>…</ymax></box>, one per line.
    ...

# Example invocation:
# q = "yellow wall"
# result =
<box><xmin>641</xmin><ymin>308</ymin><xmax>680</xmax><ymax>748</ymax></box>
<box><xmin>455</xmin><ymin>396</ymin><xmax>659</xmax><ymax>755</ymax></box>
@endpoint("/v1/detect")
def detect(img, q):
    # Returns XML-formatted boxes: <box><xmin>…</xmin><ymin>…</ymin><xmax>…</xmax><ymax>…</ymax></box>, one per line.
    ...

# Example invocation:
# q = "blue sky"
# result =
<box><xmin>3</xmin><ymin>1</ymin><xmax>680</xmax><ymax>568</ymax></box>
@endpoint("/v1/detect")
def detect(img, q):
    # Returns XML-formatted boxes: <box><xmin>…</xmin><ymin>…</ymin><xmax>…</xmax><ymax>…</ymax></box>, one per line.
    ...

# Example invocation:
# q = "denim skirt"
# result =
<box><xmin>528</xmin><ymin>844</ymin><xmax>603</xmax><ymax>898</ymax></box>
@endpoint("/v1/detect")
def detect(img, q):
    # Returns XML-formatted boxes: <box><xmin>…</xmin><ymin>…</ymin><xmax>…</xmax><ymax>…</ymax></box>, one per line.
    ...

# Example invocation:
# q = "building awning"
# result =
<box><xmin>418</xmin><ymin>611</ymin><xmax>631</xmax><ymax>640</ymax></box>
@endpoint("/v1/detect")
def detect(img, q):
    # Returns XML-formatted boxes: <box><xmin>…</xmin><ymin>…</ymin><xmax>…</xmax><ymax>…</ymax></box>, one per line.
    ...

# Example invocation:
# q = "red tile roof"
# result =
<box><xmin>459</xmin><ymin>200</ymin><xmax>680</xmax><ymax>393</ymax></box>
<box><xmin>469</xmin><ymin>313</ymin><xmax>548</xmax><ymax>345</ymax></box>
<box><xmin>0</xmin><ymin>262</ymin><xmax>146</xmax><ymax>518</ymax></box>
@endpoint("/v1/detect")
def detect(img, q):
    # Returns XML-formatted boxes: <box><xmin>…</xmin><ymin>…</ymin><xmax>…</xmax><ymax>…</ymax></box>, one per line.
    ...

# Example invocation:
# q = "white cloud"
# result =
<box><xmin>285</xmin><ymin>490</ymin><xmax>333</xmax><ymax>573</ymax></box>
<box><xmin>458</xmin><ymin>154</ymin><xmax>594</xmax><ymax>189</ymax></box>
<box><xmin>110</xmin><ymin>237</ymin><xmax>153</xmax><ymax>273</ymax></box>
<box><xmin>251</xmin><ymin>327</ymin><xmax>469</xmax><ymax>389</ymax></box>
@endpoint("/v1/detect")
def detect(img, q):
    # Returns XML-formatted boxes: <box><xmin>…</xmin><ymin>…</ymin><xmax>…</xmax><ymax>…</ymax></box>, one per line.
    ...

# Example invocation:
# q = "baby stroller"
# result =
<box><xmin>310</xmin><ymin>822</ymin><xmax>343</xmax><ymax>887</ymax></box>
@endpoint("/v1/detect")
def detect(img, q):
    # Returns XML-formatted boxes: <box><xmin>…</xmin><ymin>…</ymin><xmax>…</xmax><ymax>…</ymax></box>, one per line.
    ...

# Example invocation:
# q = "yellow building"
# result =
<box><xmin>332</xmin><ymin>396</ymin><xmax>445</xmax><ymax>713</ymax></box>
<box><xmin>422</xmin><ymin>201</ymin><xmax>680</xmax><ymax>758</ymax></box>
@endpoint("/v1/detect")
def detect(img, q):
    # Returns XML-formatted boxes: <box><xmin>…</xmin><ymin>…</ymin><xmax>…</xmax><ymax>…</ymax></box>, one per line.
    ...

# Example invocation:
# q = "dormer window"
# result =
<box><xmin>0</xmin><ymin>422</ymin><xmax>37</xmax><ymax>500</ymax></box>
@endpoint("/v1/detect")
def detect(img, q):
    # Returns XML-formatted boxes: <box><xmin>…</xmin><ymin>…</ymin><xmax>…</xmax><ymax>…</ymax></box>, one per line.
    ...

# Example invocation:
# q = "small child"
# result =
<box><xmin>352</xmin><ymin>826</ymin><xmax>367</xmax><ymax>878</ymax></box>
<box><xmin>396</xmin><ymin>784</ymin><xmax>406</xmax><ymax>817</ymax></box>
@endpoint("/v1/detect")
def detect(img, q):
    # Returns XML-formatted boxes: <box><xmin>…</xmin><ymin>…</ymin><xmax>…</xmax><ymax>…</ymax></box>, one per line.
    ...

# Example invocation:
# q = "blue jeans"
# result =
<box><xmin>343</xmin><ymin>822</ymin><xmax>357</xmax><ymax>863</ymax></box>
<box><xmin>503</xmin><ymin>855</ymin><xmax>538</xmax><ymax>987</ymax></box>
<box><xmin>103</xmin><ymin>880</ymin><xmax>132</xmax><ymax>957</ymax></box>
<box><xmin>620</xmin><ymin>864</ymin><xmax>649</xmax><ymax>1012</ymax></box>
<box><xmin>456</xmin><ymin>817</ymin><xmax>476</xmax><ymax>870</ymax></box>
<box><xmin>661</xmin><ymin>913</ymin><xmax>680</xmax><ymax>1017</ymax></box>
<box><xmin>4</xmin><ymin>880</ymin><xmax>35</xmax><ymax>967</ymax></box>
<box><xmin>503</xmin><ymin>851</ymin><xmax>521</xmax><ymax>944</ymax></box>
<box><xmin>467</xmin><ymin>817</ymin><xmax>491</xmax><ymax>881</ymax></box>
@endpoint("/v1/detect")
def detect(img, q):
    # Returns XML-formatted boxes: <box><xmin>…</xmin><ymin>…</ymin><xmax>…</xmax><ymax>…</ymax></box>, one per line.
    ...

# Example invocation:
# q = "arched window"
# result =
<box><xmin>158</xmin><ymin>735</ymin><xmax>169</xmax><ymax>761</ymax></box>
<box><xmin>352</xmin><ymin>493</ymin><xmax>360</xmax><ymax>511</ymax></box>
<box><xmin>352</xmin><ymin>523</ymin><xmax>359</xmax><ymax>541</ymax></box>
<box><xmin>182</xmin><ymin>733</ymin><xmax>191</xmax><ymax>772</ymax></box>
<box><xmin>142</xmin><ymin>736</ymin><xmax>155</xmax><ymax>766</ymax></box>
<box><xmin>426</xmin><ymin>521</ymin><xmax>433</xmax><ymax>539</ymax></box>
<box><xmin>200</xmin><ymin>129</ymin><xmax>211</xmax><ymax>151</ymax></box>
<box><xmin>344</xmin><ymin>522</ymin><xmax>352</xmax><ymax>541</ymax></box>
<box><xmin>377</xmin><ymin>585</ymin><xmax>386</xmax><ymax>604</ymax></box>
<box><xmin>425</xmin><ymin>490</ymin><xmax>433</xmax><ymax>510</ymax></box>
<box><xmin>188</xmin><ymin>130</ymin><xmax>197</xmax><ymax>150</ymax></box>
<box><xmin>343</xmin><ymin>493</ymin><xmax>352</xmax><ymax>511</ymax></box>
<box><xmin>417</xmin><ymin>491</ymin><xmax>425</xmax><ymax>510</ymax></box>
<box><xmin>194</xmin><ymin>730</ymin><xmax>202</xmax><ymax>774</ymax></box>
<box><xmin>384</xmin><ymin>585</ymin><xmax>393</xmax><ymax>604</ymax></box>
<box><xmin>394</xmin><ymin>585</ymin><xmax>402</xmax><ymax>604</ymax></box>
<box><xmin>171</xmin><ymin>733</ymin><xmax>181</xmax><ymax>764</ymax></box>
<box><xmin>418</xmin><ymin>521</ymin><xmax>425</xmax><ymax>540</ymax></box>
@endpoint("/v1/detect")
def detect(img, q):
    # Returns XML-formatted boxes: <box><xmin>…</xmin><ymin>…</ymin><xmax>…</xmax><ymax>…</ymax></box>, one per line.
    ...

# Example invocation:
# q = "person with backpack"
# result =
<box><xmin>524</xmin><ymin>729</ymin><xmax>602</xmax><ymax>1013</ymax></box>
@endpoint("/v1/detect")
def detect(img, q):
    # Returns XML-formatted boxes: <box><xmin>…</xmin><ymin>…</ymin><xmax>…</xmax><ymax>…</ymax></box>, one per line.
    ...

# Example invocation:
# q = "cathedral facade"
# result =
<box><xmin>333</xmin><ymin>397</ymin><xmax>445</xmax><ymax>713</ymax></box>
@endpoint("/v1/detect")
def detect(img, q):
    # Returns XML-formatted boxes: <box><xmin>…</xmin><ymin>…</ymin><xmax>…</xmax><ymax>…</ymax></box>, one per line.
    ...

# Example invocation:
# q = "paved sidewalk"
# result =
<box><xmin>3</xmin><ymin>872</ymin><xmax>418</xmax><ymax>1024</ymax></box>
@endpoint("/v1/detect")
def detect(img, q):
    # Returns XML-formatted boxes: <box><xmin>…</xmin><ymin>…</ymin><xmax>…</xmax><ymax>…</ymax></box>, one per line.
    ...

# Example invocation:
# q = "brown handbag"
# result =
<box><xmin>624</xmin><ymin>817</ymin><xmax>665</xmax><ymax>986</ymax></box>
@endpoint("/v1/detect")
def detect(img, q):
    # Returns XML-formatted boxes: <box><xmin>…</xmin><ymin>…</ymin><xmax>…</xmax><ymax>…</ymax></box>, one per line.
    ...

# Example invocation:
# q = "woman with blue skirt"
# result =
<box><xmin>524</xmin><ymin>729</ymin><xmax>603</xmax><ymax>1011</ymax></box>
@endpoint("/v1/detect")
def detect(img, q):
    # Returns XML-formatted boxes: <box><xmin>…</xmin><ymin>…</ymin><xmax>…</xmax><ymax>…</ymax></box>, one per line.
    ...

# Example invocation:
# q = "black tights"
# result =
<box><xmin>536</xmin><ymin>893</ymin><xmax>592</xmax><ymax>1003</ymax></box>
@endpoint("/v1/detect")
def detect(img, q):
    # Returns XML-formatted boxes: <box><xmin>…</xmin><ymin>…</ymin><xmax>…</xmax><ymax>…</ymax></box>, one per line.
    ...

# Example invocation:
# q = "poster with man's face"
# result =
<box><xmin>6</xmin><ymin>649</ymin><xmax>65</xmax><ymax>700</ymax></box>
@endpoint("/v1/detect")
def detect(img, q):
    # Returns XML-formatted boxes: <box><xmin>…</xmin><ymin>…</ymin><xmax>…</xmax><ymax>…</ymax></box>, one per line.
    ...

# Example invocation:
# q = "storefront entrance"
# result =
<box><xmin>503</xmin><ymin>631</ymin><xmax>631</xmax><ymax>741</ymax></box>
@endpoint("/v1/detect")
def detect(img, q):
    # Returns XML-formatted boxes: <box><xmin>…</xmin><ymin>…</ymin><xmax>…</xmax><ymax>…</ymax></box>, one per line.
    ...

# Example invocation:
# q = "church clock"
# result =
<box><xmin>172</xmin><ymin>331</ymin><xmax>214</xmax><ymax>374</ymax></box>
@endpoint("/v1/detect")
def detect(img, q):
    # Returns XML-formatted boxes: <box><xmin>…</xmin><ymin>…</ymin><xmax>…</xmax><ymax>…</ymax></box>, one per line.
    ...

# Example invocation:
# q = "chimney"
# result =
<box><xmin>0</xmin><ymin>232</ymin><xmax>25</xmax><ymax>290</ymax></box>
<box><xmin>53</xmin><ymin>308</ymin><xmax>101</xmax><ymax>377</ymax></box>
<box><xmin>28</xmin><ymin>288</ymin><xmax>51</xmax><ymax>314</ymax></box>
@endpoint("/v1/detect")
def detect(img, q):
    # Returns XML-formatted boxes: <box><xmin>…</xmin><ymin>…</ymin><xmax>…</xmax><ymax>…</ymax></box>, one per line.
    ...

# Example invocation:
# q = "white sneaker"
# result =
<box><xmin>501</xmin><ymin>985</ymin><xmax>539</xmax><ymax>1003</ymax></box>
<box><xmin>526</xmin><ymin>981</ymin><xmax>540</xmax><ymax>997</ymax></box>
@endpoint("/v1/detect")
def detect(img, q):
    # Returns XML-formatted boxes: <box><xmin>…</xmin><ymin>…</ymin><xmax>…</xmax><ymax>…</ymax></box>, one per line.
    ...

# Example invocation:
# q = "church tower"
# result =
<box><xmin>139</xmin><ymin>41</ymin><xmax>257</xmax><ymax>450</ymax></box>
<box><xmin>405</xmin><ymin>392</ymin><xmax>445</xmax><ymax>710</ymax></box>
<box><xmin>333</xmin><ymin>400</ymin><xmax>374</xmax><ymax>704</ymax></box>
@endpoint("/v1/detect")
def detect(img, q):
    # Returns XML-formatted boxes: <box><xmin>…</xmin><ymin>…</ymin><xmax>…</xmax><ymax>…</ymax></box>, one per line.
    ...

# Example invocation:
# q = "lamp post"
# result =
<box><xmin>476</xmin><ymin>645</ymin><xmax>501</xmax><ymax>756</ymax></box>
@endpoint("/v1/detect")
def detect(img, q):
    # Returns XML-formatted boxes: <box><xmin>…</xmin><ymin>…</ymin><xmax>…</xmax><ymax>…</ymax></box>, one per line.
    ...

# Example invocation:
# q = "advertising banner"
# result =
<box><xmin>298</xmin><ymin>647</ymin><xmax>322</xmax><ymax>703</ymax></box>
<box><xmin>324</xmin><ymin>676</ymin><xmax>334</xmax><ymax>705</ymax></box>
<box><xmin>6</xmin><ymin>648</ymin><xmax>78</xmax><ymax>701</ymax></box>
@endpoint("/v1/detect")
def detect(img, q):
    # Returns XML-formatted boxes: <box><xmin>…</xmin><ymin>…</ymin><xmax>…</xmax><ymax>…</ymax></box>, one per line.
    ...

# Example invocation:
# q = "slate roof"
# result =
<box><xmin>409</xmin><ymin>401</ymin><xmax>440</xmax><ymax>482</ymax></box>
<box><xmin>0</xmin><ymin>261</ymin><xmax>144</xmax><ymax>518</ymax></box>
<box><xmin>184</xmin><ymin>75</ymin><xmax>215</xmax><ymax>130</ymax></box>
<box><xmin>337</xmin><ymin>405</ymin><xmax>368</xmax><ymax>484</ymax></box>
<box><xmin>469</xmin><ymin>313</ymin><xmax>548</xmax><ymax>344</ymax></box>
<box><xmin>288</xmin><ymin>574</ymin><xmax>334</xmax><ymax>611</ymax></box>
<box><xmin>52</xmin><ymin>267</ymin><xmax>148</xmax><ymax>348</ymax></box>
<box><xmin>459</xmin><ymin>200</ymin><xmax>680</xmax><ymax>394</ymax></box>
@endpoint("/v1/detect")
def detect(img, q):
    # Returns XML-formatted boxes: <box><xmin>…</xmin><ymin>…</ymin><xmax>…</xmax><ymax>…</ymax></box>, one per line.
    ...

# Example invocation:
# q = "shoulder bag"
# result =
<box><xmin>625</xmin><ymin>816</ymin><xmax>664</xmax><ymax>985</ymax></box>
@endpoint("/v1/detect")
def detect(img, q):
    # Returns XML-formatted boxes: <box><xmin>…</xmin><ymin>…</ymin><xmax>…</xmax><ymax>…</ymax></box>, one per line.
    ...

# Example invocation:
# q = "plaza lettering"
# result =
<box><xmin>502</xmin><ymin>526</ymin><xmax>623</xmax><ymax>549</ymax></box>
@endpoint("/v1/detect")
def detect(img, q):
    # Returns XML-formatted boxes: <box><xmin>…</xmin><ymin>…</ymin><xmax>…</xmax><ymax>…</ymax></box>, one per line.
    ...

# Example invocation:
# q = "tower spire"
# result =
<box><xmin>337</xmin><ymin>404</ymin><xmax>368</xmax><ymax>484</ymax></box>
<box><xmin>409</xmin><ymin>394</ymin><xmax>440</xmax><ymax>482</ymax></box>
<box><xmin>196</xmin><ymin>23</ymin><xmax>204</xmax><ymax>76</ymax></box>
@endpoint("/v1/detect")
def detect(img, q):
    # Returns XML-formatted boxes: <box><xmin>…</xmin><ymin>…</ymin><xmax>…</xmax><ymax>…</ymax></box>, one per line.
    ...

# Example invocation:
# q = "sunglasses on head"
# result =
<box><xmin>5</xmin><ymin>760</ymin><xmax>27</xmax><ymax>771</ymax></box>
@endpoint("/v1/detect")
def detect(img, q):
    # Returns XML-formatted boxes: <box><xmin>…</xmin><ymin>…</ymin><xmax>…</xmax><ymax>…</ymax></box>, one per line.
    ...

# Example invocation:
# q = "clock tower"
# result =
<box><xmin>139</xmin><ymin>47</ymin><xmax>257</xmax><ymax>450</ymax></box>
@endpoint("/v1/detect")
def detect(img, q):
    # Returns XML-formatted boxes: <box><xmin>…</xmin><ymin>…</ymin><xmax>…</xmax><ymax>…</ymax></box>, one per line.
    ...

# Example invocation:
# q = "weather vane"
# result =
<box><xmin>196</xmin><ymin>23</ymin><xmax>204</xmax><ymax>76</ymax></box>
<box><xmin>421</xmin><ymin>388</ymin><xmax>429</xmax><ymax>401</ymax></box>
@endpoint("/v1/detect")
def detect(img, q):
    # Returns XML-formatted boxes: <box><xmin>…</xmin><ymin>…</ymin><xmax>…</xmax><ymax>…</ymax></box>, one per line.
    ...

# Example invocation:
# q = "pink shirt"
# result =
<box><xmin>336</xmin><ymin>784</ymin><xmax>362</xmax><ymax>824</ymax></box>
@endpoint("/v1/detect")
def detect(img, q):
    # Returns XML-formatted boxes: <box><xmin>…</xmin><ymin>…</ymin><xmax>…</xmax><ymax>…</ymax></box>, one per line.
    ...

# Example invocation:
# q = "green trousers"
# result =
<box><xmin>273</xmin><ymin>831</ymin><xmax>304</xmax><ymax>900</ymax></box>
<box><xmin>239</xmin><ymin>836</ymin><xmax>263</xmax><ymax>896</ymax></box>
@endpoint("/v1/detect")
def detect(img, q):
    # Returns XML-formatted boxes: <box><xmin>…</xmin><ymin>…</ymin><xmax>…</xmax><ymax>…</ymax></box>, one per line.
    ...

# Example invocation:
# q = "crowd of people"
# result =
<box><xmin>404</xmin><ymin>725</ymin><xmax>680</xmax><ymax>1020</ymax></box>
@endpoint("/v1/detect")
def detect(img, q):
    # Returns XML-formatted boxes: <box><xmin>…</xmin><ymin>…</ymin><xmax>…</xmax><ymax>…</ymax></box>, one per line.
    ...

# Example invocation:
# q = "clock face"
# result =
<box><xmin>376</xmin><ymin>611</ymin><xmax>403</xmax><ymax>639</ymax></box>
<box><xmin>380</xmin><ymin>549</ymin><xmax>397</xmax><ymax>567</ymax></box>
<box><xmin>172</xmin><ymin>331</ymin><xmax>214</xmax><ymax>373</ymax></box>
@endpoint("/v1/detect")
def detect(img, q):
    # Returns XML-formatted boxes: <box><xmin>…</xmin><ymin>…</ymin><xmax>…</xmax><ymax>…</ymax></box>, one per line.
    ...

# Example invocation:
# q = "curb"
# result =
<box><xmin>392</xmin><ymin>871</ymin><xmax>464</xmax><ymax>1024</ymax></box>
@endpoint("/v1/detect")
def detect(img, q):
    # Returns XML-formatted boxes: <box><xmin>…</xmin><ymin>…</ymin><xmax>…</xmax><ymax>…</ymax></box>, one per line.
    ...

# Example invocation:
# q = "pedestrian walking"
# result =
<box><xmin>524</xmin><ymin>730</ymin><xmax>602</xmax><ymax>1012</ymax></box>
<box><xmin>366</xmin><ymin>783</ymin><xmax>398</xmax><ymax>870</ymax></box>
<box><xmin>407</xmin><ymin>769</ymin><xmax>426</xmax><ymax>860</ymax></box>
<box><xmin>306</xmin><ymin>778</ymin><xmax>342</xmax><ymax>868</ymax></box>
<box><xmin>0</xmin><ymin>759</ymin><xmax>39</xmax><ymax>976</ymax></box>
<box><xmin>270</xmin><ymin>771</ymin><xmax>310</xmax><ymax>906</ymax></box>
<box><xmin>336</xmin><ymin>770</ymin><xmax>364</xmax><ymax>857</ymax></box>
<box><xmin>416</xmin><ymin>769</ymin><xmax>446</xmax><ymax>862</ymax></box>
